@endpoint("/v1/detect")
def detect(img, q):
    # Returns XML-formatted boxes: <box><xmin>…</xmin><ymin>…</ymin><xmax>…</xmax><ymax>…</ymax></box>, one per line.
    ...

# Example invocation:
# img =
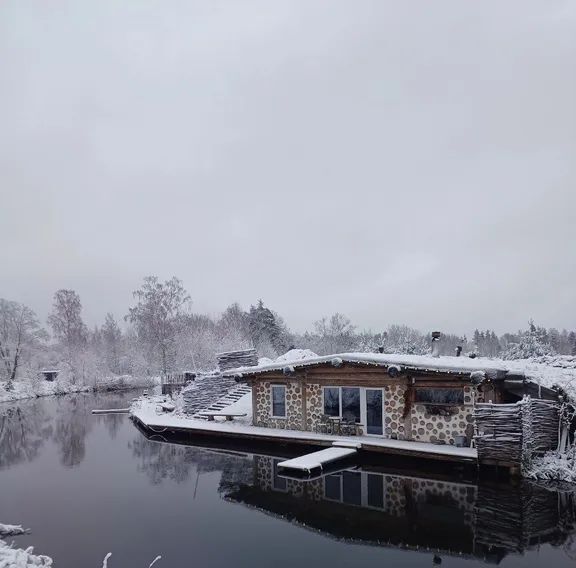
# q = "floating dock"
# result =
<box><xmin>131</xmin><ymin>404</ymin><xmax>477</xmax><ymax>466</ymax></box>
<box><xmin>278</xmin><ymin>445</ymin><xmax>359</xmax><ymax>475</ymax></box>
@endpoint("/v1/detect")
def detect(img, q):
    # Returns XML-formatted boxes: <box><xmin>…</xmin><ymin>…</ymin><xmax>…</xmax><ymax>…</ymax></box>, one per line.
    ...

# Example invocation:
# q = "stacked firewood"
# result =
<box><xmin>217</xmin><ymin>349</ymin><xmax>258</xmax><ymax>371</ymax></box>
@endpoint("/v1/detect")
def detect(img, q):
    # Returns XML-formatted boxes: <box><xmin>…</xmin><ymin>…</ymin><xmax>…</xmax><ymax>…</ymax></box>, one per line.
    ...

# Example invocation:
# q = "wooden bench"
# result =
<box><xmin>198</xmin><ymin>412</ymin><xmax>247</xmax><ymax>422</ymax></box>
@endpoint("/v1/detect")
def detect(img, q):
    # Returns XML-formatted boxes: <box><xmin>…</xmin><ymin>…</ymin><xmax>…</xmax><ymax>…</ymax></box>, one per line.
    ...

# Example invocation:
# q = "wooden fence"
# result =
<box><xmin>474</xmin><ymin>397</ymin><xmax>559</xmax><ymax>471</ymax></box>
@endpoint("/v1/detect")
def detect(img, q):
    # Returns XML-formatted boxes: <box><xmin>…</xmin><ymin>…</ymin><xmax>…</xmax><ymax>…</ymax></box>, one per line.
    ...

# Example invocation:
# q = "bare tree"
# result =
<box><xmin>126</xmin><ymin>276</ymin><xmax>190</xmax><ymax>375</ymax></box>
<box><xmin>47</xmin><ymin>289</ymin><xmax>88</xmax><ymax>355</ymax></box>
<box><xmin>0</xmin><ymin>299</ymin><xmax>46</xmax><ymax>388</ymax></box>
<box><xmin>102</xmin><ymin>313</ymin><xmax>122</xmax><ymax>373</ymax></box>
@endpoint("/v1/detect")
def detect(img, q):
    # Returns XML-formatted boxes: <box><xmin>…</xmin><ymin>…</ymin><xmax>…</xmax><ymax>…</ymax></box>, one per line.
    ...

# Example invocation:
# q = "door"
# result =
<box><xmin>365</xmin><ymin>388</ymin><xmax>384</xmax><ymax>436</ymax></box>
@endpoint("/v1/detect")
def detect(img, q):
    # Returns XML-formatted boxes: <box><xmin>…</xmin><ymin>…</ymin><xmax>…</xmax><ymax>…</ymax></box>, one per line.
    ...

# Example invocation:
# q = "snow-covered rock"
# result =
<box><xmin>0</xmin><ymin>523</ymin><xmax>52</xmax><ymax>567</ymax></box>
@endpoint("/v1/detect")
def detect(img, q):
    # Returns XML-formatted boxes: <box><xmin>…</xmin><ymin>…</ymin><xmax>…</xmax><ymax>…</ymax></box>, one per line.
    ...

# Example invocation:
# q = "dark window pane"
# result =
<box><xmin>341</xmin><ymin>387</ymin><xmax>361</xmax><ymax>423</ymax></box>
<box><xmin>367</xmin><ymin>474</ymin><xmax>384</xmax><ymax>508</ymax></box>
<box><xmin>414</xmin><ymin>388</ymin><xmax>464</xmax><ymax>405</ymax></box>
<box><xmin>323</xmin><ymin>387</ymin><xmax>340</xmax><ymax>417</ymax></box>
<box><xmin>272</xmin><ymin>386</ymin><xmax>286</xmax><ymax>417</ymax></box>
<box><xmin>324</xmin><ymin>474</ymin><xmax>342</xmax><ymax>501</ymax></box>
<box><xmin>273</xmin><ymin>459</ymin><xmax>287</xmax><ymax>491</ymax></box>
<box><xmin>342</xmin><ymin>471</ymin><xmax>362</xmax><ymax>505</ymax></box>
<box><xmin>366</xmin><ymin>389</ymin><xmax>383</xmax><ymax>435</ymax></box>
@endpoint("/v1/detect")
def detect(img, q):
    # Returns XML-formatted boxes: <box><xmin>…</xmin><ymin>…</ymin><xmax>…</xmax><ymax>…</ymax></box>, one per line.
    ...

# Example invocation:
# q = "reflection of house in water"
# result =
<box><xmin>221</xmin><ymin>454</ymin><xmax>576</xmax><ymax>564</ymax></box>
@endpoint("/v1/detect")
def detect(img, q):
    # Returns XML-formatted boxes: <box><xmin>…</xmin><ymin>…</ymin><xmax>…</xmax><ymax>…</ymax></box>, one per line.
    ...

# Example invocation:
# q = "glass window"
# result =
<box><xmin>342</xmin><ymin>471</ymin><xmax>362</xmax><ymax>506</ymax></box>
<box><xmin>341</xmin><ymin>387</ymin><xmax>361</xmax><ymax>423</ymax></box>
<box><xmin>271</xmin><ymin>385</ymin><xmax>286</xmax><ymax>417</ymax></box>
<box><xmin>272</xmin><ymin>459</ymin><xmax>287</xmax><ymax>491</ymax></box>
<box><xmin>324</xmin><ymin>474</ymin><xmax>342</xmax><ymax>501</ymax></box>
<box><xmin>323</xmin><ymin>387</ymin><xmax>340</xmax><ymax>417</ymax></box>
<box><xmin>414</xmin><ymin>388</ymin><xmax>464</xmax><ymax>405</ymax></box>
<box><xmin>367</xmin><ymin>473</ymin><xmax>384</xmax><ymax>509</ymax></box>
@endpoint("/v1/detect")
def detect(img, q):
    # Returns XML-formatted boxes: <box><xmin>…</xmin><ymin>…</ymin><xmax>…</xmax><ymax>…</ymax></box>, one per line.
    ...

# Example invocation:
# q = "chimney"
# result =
<box><xmin>431</xmin><ymin>331</ymin><xmax>441</xmax><ymax>358</ymax></box>
<box><xmin>455</xmin><ymin>345</ymin><xmax>462</xmax><ymax>357</ymax></box>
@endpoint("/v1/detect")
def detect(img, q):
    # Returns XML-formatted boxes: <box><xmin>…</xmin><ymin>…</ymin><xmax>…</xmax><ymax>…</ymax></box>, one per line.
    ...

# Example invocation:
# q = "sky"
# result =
<box><xmin>0</xmin><ymin>0</ymin><xmax>575</xmax><ymax>335</ymax></box>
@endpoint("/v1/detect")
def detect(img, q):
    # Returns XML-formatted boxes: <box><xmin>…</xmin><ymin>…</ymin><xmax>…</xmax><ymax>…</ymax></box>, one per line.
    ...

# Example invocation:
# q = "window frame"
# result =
<box><xmin>322</xmin><ymin>386</ymin><xmax>362</xmax><ymax>423</ymax></box>
<box><xmin>270</xmin><ymin>384</ymin><xmax>287</xmax><ymax>419</ymax></box>
<box><xmin>413</xmin><ymin>387</ymin><xmax>464</xmax><ymax>406</ymax></box>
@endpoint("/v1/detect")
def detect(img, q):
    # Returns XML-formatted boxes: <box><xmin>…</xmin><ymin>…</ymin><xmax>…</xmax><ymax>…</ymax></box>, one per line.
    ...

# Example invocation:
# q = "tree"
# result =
<box><xmin>126</xmin><ymin>276</ymin><xmax>190</xmax><ymax>375</ymax></box>
<box><xmin>502</xmin><ymin>319</ymin><xmax>556</xmax><ymax>360</ymax></box>
<box><xmin>47</xmin><ymin>290</ymin><xmax>88</xmax><ymax>355</ymax></box>
<box><xmin>312</xmin><ymin>313</ymin><xmax>357</xmax><ymax>354</ymax></box>
<box><xmin>247</xmin><ymin>300</ymin><xmax>288</xmax><ymax>355</ymax></box>
<box><xmin>101</xmin><ymin>313</ymin><xmax>122</xmax><ymax>373</ymax></box>
<box><xmin>0</xmin><ymin>299</ymin><xmax>46</xmax><ymax>388</ymax></box>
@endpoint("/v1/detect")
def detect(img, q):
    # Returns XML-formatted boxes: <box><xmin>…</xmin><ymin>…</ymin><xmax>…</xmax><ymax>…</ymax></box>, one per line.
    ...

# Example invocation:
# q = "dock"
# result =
<box><xmin>131</xmin><ymin>404</ymin><xmax>477</xmax><ymax>465</ymax></box>
<box><xmin>278</xmin><ymin>445</ymin><xmax>359</xmax><ymax>475</ymax></box>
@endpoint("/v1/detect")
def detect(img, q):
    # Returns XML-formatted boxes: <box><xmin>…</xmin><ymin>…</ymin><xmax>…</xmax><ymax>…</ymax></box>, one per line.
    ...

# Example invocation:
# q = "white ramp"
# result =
<box><xmin>277</xmin><ymin>446</ymin><xmax>357</xmax><ymax>474</ymax></box>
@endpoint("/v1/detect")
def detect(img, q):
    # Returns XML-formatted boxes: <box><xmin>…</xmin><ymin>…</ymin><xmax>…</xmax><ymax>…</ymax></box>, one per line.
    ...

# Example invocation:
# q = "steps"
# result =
<box><xmin>193</xmin><ymin>384</ymin><xmax>251</xmax><ymax>420</ymax></box>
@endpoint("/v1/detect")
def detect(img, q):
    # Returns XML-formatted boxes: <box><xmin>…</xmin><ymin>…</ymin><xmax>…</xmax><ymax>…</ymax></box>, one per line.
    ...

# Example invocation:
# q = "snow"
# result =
<box><xmin>0</xmin><ymin>375</ymin><xmax>160</xmax><ymax>405</ymax></box>
<box><xmin>223</xmin><ymin>351</ymin><xmax>576</xmax><ymax>400</ymax></box>
<box><xmin>273</xmin><ymin>349</ymin><xmax>318</xmax><ymax>363</ymax></box>
<box><xmin>132</xmin><ymin>399</ymin><xmax>477</xmax><ymax>460</ymax></box>
<box><xmin>0</xmin><ymin>524</ymin><xmax>52</xmax><ymax>567</ymax></box>
<box><xmin>0</xmin><ymin>380</ymin><xmax>91</xmax><ymax>404</ymax></box>
<box><xmin>527</xmin><ymin>448</ymin><xmax>576</xmax><ymax>484</ymax></box>
<box><xmin>278</xmin><ymin>447</ymin><xmax>357</xmax><ymax>472</ymax></box>
<box><xmin>0</xmin><ymin>525</ymin><xmax>26</xmax><ymax>537</ymax></box>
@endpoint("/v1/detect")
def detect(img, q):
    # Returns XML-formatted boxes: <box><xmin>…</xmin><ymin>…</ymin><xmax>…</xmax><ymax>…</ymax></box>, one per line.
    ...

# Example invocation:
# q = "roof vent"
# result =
<box><xmin>431</xmin><ymin>331</ymin><xmax>441</xmax><ymax>358</ymax></box>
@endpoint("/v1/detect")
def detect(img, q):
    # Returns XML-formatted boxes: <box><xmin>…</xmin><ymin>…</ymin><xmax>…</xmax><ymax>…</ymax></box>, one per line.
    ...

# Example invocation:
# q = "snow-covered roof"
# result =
<box><xmin>222</xmin><ymin>351</ymin><xmax>511</xmax><ymax>379</ymax></box>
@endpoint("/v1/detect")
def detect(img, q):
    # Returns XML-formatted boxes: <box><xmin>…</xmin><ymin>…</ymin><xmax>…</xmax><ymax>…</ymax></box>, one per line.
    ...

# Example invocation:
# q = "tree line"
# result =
<box><xmin>1</xmin><ymin>275</ymin><xmax>575</xmax><ymax>387</ymax></box>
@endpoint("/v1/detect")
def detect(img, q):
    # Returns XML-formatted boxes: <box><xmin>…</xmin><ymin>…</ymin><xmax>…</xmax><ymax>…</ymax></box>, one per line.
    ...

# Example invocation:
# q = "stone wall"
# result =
<box><xmin>384</xmin><ymin>384</ymin><xmax>409</xmax><ymax>438</ymax></box>
<box><xmin>409</xmin><ymin>385</ymin><xmax>477</xmax><ymax>445</ymax></box>
<box><xmin>253</xmin><ymin>380</ymin><xmax>303</xmax><ymax>430</ymax></box>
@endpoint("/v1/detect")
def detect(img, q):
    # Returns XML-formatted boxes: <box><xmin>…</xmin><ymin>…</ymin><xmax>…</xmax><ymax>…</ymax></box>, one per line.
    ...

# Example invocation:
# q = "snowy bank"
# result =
<box><xmin>527</xmin><ymin>448</ymin><xmax>576</xmax><ymax>484</ymax></box>
<box><xmin>0</xmin><ymin>523</ymin><xmax>52</xmax><ymax>567</ymax></box>
<box><xmin>0</xmin><ymin>380</ymin><xmax>91</xmax><ymax>404</ymax></box>
<box><xmin>94</xmin><ymin>375</ymin><xmax>159</xmax><ymax>392</ymax></box>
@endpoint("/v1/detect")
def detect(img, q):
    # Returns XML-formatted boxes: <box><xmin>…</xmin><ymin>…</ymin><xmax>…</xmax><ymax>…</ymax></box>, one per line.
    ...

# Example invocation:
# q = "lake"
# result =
<box><xmin>1</xmin><ymin>390</ymin><xmax>575</xmax><ymax>567</ymax></box>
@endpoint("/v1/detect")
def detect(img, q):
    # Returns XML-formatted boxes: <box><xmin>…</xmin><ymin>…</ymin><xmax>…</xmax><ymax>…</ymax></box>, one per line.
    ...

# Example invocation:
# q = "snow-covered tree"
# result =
<box><xmin>101</xmin><ymin>313</ymin><xmax>122</xmax><ymax>373</ymax></box>
<box><xmin>247</xmin><ymin>300</ymin><xmax>289</xmax><ymax>356</ymax></box>
<box><xmin>0</xmin><ymin>299</ymin><xmax>46</xmax><ymax>388</ymax></box>
<box><xmin>126</xmin><ymin>276</ymin><xmax>190</xmax><ymax>375</ymax></box>
<box><xmin>503</xmin><ymin>320</ymin><xmax>556</xmax><ymax>360</ymax></box>
<box><xmin>383</xmin><ymin>324</ymin><xmax>428</xmax><ymax>355</ymax></box>
<box><xmin>48</xmin><ymin>289</ymin><xmax>88</xmax><ymax>353</ymax></box>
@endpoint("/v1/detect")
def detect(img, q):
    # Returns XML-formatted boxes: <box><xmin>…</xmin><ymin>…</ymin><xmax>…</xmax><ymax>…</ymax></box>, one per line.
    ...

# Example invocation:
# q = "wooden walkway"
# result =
<box><xmin>131</xmin><ymin>404</ymin><xmax>477</xmax><ymax>465</ymax></box>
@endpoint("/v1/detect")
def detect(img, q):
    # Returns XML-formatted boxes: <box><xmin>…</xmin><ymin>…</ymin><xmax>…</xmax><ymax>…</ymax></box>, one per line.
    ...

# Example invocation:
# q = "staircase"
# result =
<box><xmin>193</xmin><ymin>384</ymin><xmax>252</xmax><ymax>420</ymax></box>
<box><xmin>181</xmin><ymin>374</ymin><xmax>251</xmax><ymax>417</ymax></box>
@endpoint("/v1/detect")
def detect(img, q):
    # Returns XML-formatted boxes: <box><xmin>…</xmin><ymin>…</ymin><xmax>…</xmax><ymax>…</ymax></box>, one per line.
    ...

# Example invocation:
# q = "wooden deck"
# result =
<box><xmin>131</xmin><ymin>404</ymin><xmax>478</xmax><ymax>465</ymax></box>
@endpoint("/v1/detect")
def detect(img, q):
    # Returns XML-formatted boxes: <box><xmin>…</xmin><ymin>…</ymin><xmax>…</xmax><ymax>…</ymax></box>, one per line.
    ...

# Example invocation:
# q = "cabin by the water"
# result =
<box><xmin>224</xmin><ymin>353</ymin><xmax>559</xmax><ymax>449</ymax></box>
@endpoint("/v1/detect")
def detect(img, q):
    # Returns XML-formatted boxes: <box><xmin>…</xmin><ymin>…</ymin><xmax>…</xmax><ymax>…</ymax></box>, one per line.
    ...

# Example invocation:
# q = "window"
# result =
<box><xmin>272</xmin><ymin>459</ymin><xmax>287</xmax><ymax>491</ymax></box>
<box><xmin>414</xmin><ymin>388</ymin><xmax>464</xmax><ymax>405</ymax></box>
<box><xmin>271</xmin><ymin>385</ymin><xmax>286</xmax><ymax>417</ymax></box>
<box><xmin>341</xmin><ymin>387</ymin><xmax>361</xmax><ymax>423</ymax></box>
<box><xmin>323</xmin><ymin>387</ymin><xmax>340</xmax><ymax>416</ymax></box>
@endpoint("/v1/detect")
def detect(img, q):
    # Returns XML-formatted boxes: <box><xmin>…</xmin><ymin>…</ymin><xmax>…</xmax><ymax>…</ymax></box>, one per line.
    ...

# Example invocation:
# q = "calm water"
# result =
<box><xmin>1</xmin><ymin>390</ymin><xmax>575</xmax><ymax>567</ymax></box>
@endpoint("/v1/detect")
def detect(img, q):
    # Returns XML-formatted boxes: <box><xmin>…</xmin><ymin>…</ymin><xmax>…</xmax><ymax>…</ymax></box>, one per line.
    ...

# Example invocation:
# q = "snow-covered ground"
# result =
<box><xmin>0</xmin><ymin>375</ymin><xmax>160</xmax><ymax>405</ymax></box>
<box><xmin>0</xmin><ymin>523</ymin><xmax>52</xmax><ymax>567</ymax></box>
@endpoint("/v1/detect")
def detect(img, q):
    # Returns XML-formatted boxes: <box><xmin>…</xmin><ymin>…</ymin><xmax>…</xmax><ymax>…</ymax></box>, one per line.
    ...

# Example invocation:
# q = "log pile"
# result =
<box><xmin>217</xmin><ymin>349</ymin><xmax>258</xmax><ymax>371</ymax></box>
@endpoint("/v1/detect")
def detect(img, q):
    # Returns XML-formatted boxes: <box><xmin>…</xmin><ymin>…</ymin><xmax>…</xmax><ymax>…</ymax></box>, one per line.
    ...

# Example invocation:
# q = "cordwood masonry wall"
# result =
<box><xmin>251</xmin><ymin>367</ymin><xmax>482</xmax><ymax>445</ymax></box>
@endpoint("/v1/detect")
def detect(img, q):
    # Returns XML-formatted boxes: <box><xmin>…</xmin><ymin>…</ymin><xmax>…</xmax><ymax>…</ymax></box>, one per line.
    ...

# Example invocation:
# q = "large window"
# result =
<box><xmin>323</xmin><ymin>387</ymin><xmax>361</xmax><ymax>422</ymax></box>
<box><xmin>341</xmin><ymin>388</ymin><xmax>361</xmax><ymax>423</ymax></box>
<box><xmin>271</xmin><ymin>385</ymin><xmax>286</xmax><ymax>417</ymax></box>
<box><xmin>414</xmin><ymin>388</ymin><xmax>464</xmax><ymax>405</ymax></box>
<box><xmin>323</xmin><ymin>387</ymin><xmax>340</xmax><ymax>417</ymax></box>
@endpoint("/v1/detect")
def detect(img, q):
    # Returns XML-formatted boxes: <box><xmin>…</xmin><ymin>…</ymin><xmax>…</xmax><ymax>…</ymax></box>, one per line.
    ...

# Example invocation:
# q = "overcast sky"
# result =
<box><xmin>1</xmin><ymin>0</ymin><xmax>575</xmax><ymax>335</ymax></box>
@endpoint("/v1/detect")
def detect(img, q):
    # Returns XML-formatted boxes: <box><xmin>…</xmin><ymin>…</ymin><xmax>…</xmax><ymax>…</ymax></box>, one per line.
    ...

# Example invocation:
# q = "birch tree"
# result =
<box><xmin>126</xmin><ymin>276</ymin><xmax>190</xmax><ymax>375</ymax></box>
<box><xmin>0</xmin><ymin>299</ymin><xmax>46</xmax><ymax>388</ymax></box>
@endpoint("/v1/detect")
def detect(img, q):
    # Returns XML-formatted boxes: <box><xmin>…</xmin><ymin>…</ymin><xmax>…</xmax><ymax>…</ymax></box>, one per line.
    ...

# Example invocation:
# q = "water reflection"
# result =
<box><xmin>219</xmin><ymin>454</ymin><xmax>576</xmax><ymax>563</ymax></box>
<box><xmin>0</xmin><ymin>390</ymin><xmax>140</xmax><ymax>469</ymax></box>
<box><xmin>0</xmin><ymin>401</ymin><xmax>53</xmax><ymax>468</ymax></box>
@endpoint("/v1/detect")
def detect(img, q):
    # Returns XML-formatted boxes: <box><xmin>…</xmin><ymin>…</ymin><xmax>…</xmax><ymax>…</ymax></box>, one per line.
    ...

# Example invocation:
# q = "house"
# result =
<box><xmin>224</xmin><ymin>353</ymin><xmax>559</xmax><ymax>446</ymax></box>
<box><xmin>40</xmin><ymin>369</ymin><xmax>59</xmax><ymax>381</ymax></box>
